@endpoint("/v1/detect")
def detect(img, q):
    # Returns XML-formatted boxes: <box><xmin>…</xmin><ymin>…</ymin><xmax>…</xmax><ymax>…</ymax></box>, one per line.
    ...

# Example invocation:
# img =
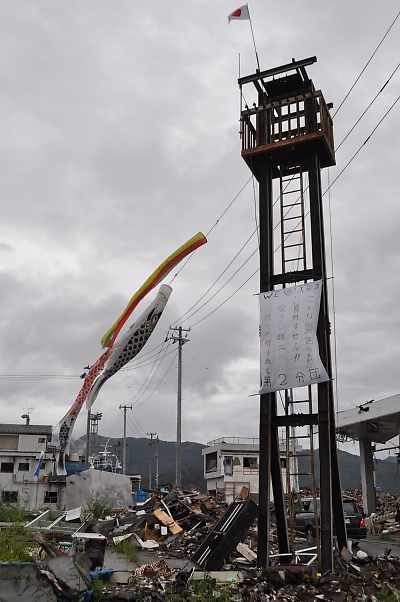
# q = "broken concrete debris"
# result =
<box><xmin>2</xmin><ymin>485</ymin><xmax>400</xmax><ymax>599</ymax></box>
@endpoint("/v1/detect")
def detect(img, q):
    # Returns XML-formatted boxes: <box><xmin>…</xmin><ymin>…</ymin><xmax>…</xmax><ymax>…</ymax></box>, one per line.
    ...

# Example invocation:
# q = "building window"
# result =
<box><xmin>280</xmin><ymin>458</ymin><xmax>287</xmax><ymax>469</ymax></box>
<box><xmin>243</xmin><ymin>457</ymin><xmax>258</xmax><ymax>474</ymax></box>
<box><xmin>0</xmin><ymin>435</ymin><xmax>18</xmax><ymax>451</ymax></box>
<box><xmin>38</xmin><ymin>438</ymin><xmax>46</xmax><ymax>443</ymax></box>
<box><xmin>224</xmin><ymin>456</ymin><xmax>233</xmax><ymax>476</ymax></box>
<box><xmin>44</xmin><ymin>492</ymin><xmax>58</xmax><ymax>504</ymax></box>
<box><xmin>18</xmin><ymin>462</ymin><xmax>29</xmax><ymax>471</ymax></box>
<box><xmin>2</xmin><ymin>491</ymin><xmax>18</xmax><ymax>503</ymax></box>
<box><xmin>1</xmin><ymin>462</ymin><xmax>14</xmax><ymax>473</ymax></box>
<box><xmin>205</xmin><ymin>452</ymin><xmax>218</xmax><ymax>473</ymax></box>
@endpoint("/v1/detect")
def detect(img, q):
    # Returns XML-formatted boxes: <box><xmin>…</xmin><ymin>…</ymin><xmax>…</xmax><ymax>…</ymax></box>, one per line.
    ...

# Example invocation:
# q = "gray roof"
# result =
<box><xmin>0</xmin><ymin>424</ymin><xmax>52</xmax><ymax>436</ymax></box>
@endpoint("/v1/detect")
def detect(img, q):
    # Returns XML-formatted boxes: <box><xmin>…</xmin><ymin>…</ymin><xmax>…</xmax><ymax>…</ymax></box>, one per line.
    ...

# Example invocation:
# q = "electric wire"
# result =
<box><xmin>171</xmin><ymin>227</ymin><xmax>258</xmax><ymax>326</ymax></box>
<box><xmin>120</xmin><ymin>340</ymin><xmax>173</xmax><ymax>371</ymax></box>
<box><xmin>126</xmin><ymin>410</ymin><xmax>147</xmax><ymax>437</ymax></box>
<box><xmin>117</xmin><ymin>346</ymin><xmax>177</xmax><ymax>371</ymax></box>
<box><xmin>128</xmin><ymin>340</ymin><xmax>173</xmax><ymax>405</ymax></box>
<box><xmin>325</xmin><ymin>94</ymin><xmax>400</xmax><ymax>196</ymax></box>
<box><xmin>182</xmin><ymin>347</ymin><xmax>254</xmax><ymax>392</ymax></box>
<box><xmin>107</xmin><ymin>15</ymin><xmax>400</xmax><ymax>429</ymax></box>
<box><xmin>183</xmin><ymin>85</ymin><xmax>399</xmax><ymax>330</ymax></box>
<box><xmin>129</xmin><ymin>350</ymin><xmax>178</xmax><ymax>409</ymax></box>
<box><xmin>181</xmin><ymin>246</ymin><xmax>258</xmax><ymax>326</ymax></box>
<box><xmin>168</xmin><ymin>176</ymin><xmax>252</xmax><ymax>287</ymax></box>
<box><xmin>335</xmin><ymin>62</ymin><xmax>400</xmax><ymax>151</ymax></box>
<box><xmin>332</xmin><ymin>9</ymin><xmax>400</xmax><ymax>117</ymax></box>
<box><xmin>326</xmin><ymin>167</ymin><xmax>340</xmax><ymax>415</ymax></box>
<box><xmin>0</xmin><ymin>375</ymin><xmax>80</xmax><ymax>380</ymax></box>
<box><xmin>188</xmin><ymin>266</ymin><xmax>258</xmax><ymax>328</ymax></box>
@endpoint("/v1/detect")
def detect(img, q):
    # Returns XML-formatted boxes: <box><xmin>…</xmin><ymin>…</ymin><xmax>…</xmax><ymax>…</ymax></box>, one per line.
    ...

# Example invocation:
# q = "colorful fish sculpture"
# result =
<box><xmin>56</xmin><ymin>347</ymin><xmax>112</xmax><ymax>475</ymax></box>
<box><xmin>86</xmin><ymin>284</ymin><xmax>172</xmax><ymax>410</ymax></box>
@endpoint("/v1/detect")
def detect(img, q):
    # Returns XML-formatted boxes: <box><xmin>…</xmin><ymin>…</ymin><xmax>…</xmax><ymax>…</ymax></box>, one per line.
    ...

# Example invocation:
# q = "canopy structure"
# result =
<box><xmin>336</xmin><ymin>393</ymin><xmax>400</xmax><ymax>516</ymax></box>
<box><xmin>336</xmin><ymin>393</ymin><xmax>400</xmax><ymax>444</ymax></box>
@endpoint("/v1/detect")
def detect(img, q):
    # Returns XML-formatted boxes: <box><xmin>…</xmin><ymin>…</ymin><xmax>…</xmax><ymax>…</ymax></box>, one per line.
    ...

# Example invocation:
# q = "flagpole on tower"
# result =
<box><xmin>246</xmin><ymin>4</ymin><xmax>260</xmax><ymax>71</ymax></box>
<box><xmin>228</xmin><ymin>4</ymin><xmax>260</xmax><ymax>72</ymax></box>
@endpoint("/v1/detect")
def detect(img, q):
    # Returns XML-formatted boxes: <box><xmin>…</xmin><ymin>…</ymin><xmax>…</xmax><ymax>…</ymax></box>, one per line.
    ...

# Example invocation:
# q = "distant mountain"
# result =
<box><xmin>298</xmin><ymin>450</ymin><xmax>400</xmax><ymax>495</ymax></box>
<box><xmin>71</xmin><ymin>436</ymin><xmax>400</xmax><ymax>495</ymax></box>
<box><xmin>72</xmin><ymin>435</ymin><xmax>207</xmax><ymax>491</ymax></box>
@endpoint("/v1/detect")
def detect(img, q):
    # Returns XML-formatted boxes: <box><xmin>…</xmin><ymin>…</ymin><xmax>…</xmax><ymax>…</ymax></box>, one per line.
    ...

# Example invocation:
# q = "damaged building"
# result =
<box><xmin>203</xmin><ymin>436</ymin><xmax>301</xmax><ymax>503</ymax></box>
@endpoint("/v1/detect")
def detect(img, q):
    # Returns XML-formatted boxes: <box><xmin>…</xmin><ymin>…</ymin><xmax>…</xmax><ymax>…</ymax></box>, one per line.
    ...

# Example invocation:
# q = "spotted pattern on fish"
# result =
<box><xmin>56</xmin><ymin>348</ymin><xmax>111</xmax><ymax>475</ymax></box>
<box><xmin>86</xmin><ymin>286</ymin><xmax>171</xmax><ymax>410</ymax></box>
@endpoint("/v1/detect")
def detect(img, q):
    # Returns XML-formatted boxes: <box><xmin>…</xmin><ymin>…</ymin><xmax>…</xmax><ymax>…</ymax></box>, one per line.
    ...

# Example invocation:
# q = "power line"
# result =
<box><xmin>333</xmin><ymin>9</ymin><xmax>400</xmax><ymax>117</ymax></box>
<box><xmin>0</xmin><ymin>374</ymin><xmax>80</xmax><ymax>380</ymax></box>
<box><xmin>325</xmin><ymin>93</ymin><xmax>400</xmax><ymax>195</ymax></box>
<box><xmin>168</xmin><ymin>176</ymin><xmax>252</xmax><ymax>287</ymax></box>
<box><xmin>335</xmin><ymin>62</ymin><xmax>400</xmax><ymax>151</ymax></box>
<box><xmin>182</xmin><ymin>347</ymin><xmax>254</xmax><ymax>392</ymax></box>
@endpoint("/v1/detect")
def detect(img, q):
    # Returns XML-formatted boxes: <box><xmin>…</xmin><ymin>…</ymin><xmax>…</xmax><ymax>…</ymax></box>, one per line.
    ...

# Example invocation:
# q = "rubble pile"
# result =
<box><xmin>93</xmin><ymin>485</ymin><xmax>229</xmax><ymax>556</ymax></box>
<box><xmin>86</xmin><ymin>553</ymin><xmax>400</xmax><ymax>601</ymax></box>
<box><xmin>7</xmin><ymin>485</ymin><xmax>400</xmax><ymax>600</ymax></box>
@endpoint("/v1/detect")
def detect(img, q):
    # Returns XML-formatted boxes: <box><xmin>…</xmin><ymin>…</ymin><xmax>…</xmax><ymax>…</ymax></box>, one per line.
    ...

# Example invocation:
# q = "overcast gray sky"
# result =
<box><xmin>0</xmin><ymin>1</ymin><xmax>399</xmax><ymax>458</ymax></box>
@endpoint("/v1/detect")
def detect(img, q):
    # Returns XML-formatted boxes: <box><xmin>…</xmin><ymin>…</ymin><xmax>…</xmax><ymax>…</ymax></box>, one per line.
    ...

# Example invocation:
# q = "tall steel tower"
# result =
<box><xmin>238</xmin><ymin>57</ymin><xmax>346</xmax><ymax>572</ymax></box>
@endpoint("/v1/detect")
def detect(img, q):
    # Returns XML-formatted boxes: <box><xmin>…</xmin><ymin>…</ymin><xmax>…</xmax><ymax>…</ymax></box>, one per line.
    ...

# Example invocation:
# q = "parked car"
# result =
<box><xmin>293</xmin><ymin>497</ymin><xmax>367</xmax><ymax>541</ymax></box>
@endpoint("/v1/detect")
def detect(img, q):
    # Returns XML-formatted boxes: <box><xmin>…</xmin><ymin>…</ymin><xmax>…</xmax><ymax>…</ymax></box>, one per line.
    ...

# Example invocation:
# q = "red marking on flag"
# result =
<box><xmin>232</xmin><ymin>9</ymin><xmax>242</xmax><ymax>17</ymax></box>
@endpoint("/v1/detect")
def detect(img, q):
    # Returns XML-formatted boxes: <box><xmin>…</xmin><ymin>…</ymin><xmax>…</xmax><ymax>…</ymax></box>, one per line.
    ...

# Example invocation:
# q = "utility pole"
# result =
<box><xmin>168</xmin><ymin>326</ymin><xmax>190</xmax><ymax>488</ymax></box>
<box><xmin>85</xmin><ymin>410</ymin><xmax>91</xmax><ymax>469</ymax></box>
<box><xmin>119</xmin><ymin>405</ymin><xmax>132</xmax><ymax>474</ymax></box>
<box><xmin>147</xmin><ymin>432</ymin><xmax>156</xmax><ymax>489</ymax></box>
<box><xmin>85</xmin><ymin>411</ymin><xmax>102</xmax><ymax>469</ymax></box>
<box><xmin>155</xmin><ymin>436</ymin><xmax>159</xmax><ymax>488</ymax></box>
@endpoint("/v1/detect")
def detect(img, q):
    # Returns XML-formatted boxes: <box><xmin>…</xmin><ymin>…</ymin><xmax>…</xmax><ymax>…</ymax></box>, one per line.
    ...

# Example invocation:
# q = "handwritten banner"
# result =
<box><xmin>259</xmin><ymin>281</ymin><xmax>329</xmax><ymax>394</ymax></box>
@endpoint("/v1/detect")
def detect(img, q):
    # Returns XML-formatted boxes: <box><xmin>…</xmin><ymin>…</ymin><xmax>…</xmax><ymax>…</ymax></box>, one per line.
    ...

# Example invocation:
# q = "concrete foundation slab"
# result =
<box><xmin>0</xmin><ymin>563</ymin><xmax>56</xmax><ymax>601</ymax></box>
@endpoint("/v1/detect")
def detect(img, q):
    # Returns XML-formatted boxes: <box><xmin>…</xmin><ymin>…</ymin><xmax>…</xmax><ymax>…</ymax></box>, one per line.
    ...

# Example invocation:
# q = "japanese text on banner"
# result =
<box><xmin>259</xmin><ymin>280</ymin><xmax>329</xmax><ymax>394</ymax></box>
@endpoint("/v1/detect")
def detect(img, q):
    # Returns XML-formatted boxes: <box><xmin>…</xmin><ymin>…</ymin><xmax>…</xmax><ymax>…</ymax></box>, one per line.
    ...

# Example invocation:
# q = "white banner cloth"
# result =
<box><xmin>260</xmin><ymin>281</ymin><xmax>329</xmax><ymax>394</ymax></box>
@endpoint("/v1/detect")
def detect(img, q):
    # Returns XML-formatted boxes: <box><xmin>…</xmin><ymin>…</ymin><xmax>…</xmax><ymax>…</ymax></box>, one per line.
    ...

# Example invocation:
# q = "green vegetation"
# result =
<box><xmin>160</xmin><ymin>574</ymin><xmax>234</xmax><ymax>602</ymax></box>
<box><xmin>0</xmin><ymin>496</ymin><xmax>32</xmax><ymax>562</ymax></box>
<box><xmin>378</xmin><ymin>583</ymin><xmax>398</xmax><ymax>602</ymax></box>
<box><xmin>91</xmin><ymin>576</ymin><xmax>104</xmax><ymax>601</ymax></box>
<box><xmin>379</xmin><ymin>531</ymin><xmax>394</xmax><ymax>542</ymax></box>
<box><xmin>0</xmin><ymin>524</ymin><xmax>32</xmax><ymax>562</ymax></box>
<box><xmin>0</xmin><ymin>497</ymin><xmax>26</xmax><ymax>522</ymax></box>
<box><xmin>85</xmin><ymin>497</ymin><xmax>112</xmax><ymax>519</ymax></box>
<box><xmin>114</xmin><ymin>536</ymin><xmax>139</xmax><ymax>565</ymax></box>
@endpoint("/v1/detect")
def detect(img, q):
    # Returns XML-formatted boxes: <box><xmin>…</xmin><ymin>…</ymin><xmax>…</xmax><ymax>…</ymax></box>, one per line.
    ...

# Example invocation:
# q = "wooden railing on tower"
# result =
<box><xmin>240</xmin><ymin>90</ymin><xmax>335</xmax><ymax>170</ymax></box>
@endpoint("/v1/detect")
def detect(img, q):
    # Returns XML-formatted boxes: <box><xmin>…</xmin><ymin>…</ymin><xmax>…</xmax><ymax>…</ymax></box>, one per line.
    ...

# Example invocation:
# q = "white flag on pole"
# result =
<box><xmin>228</xmin><ymin>5</ymin><xmax>250</xmax><ymax>23</ymax></box>
<box><xmin>259</xmin><ymin>281</ymin><xmax>329</xmax><ymax>394</ymax></box>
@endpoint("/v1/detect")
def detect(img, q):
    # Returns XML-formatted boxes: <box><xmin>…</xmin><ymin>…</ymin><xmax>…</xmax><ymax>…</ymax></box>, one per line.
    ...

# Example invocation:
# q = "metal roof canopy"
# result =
<box><xmin>336</xmin><ymin>393</ymin><xmax>400</xmax><ymax>444</ymax></box>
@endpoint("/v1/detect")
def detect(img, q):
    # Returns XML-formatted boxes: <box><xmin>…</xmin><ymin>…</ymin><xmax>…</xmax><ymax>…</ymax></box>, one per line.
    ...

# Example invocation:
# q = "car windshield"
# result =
<box><xmin>343</xmin><ymin>501</ymin><xmax>358</xmax><ymax>515</ymax></box>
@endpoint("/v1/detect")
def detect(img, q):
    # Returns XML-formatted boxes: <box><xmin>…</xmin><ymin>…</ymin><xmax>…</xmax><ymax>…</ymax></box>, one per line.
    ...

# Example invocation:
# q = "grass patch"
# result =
<box><xmin>0</xmin><ymin>496</ymin><xmax>32</xmax><ymax>562</ymax></box>
<box><xmin>91</xmin><ymin>576</ymin><xmax>104</xmax><ymax>601</ymax></box>
<box><xmin>85</xmin><ymin>497</ymin><xmax>112</xmax><ymax>519</ymax></box>
<box><xmin>379</xmin><ymin>532</ymin><xmax>394</xmax><ymax>542</ymax></box>
<box><xmin>0</xmin><ymin>524</ymin><xmax>33</xmax><ymax>562</ymax></box>
<box><xmin>0</xmin><ymin>498</ymin><xmax>26</xmax><ymax>523</ymax></box>
<box><xmin>378</xmin><ymin>583</ymin><xmax>398</xmax><ymax>602</ymax></box>
<box><xmin>115</xmin><ymin>536</ymin><xmax>140</xmax><ymax>565</ymax></box>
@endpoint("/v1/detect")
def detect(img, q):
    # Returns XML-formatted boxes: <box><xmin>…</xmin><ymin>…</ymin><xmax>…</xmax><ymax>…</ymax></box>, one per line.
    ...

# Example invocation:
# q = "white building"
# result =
<box><xmin>203</xmin><ymin>436</ymin><xmax>301</xmax><ymax>503</ymax></box>
<box><xmin>0</xmin><ymin>422</ymin><xmax>65</xmax><ymax>510</ymax></box>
